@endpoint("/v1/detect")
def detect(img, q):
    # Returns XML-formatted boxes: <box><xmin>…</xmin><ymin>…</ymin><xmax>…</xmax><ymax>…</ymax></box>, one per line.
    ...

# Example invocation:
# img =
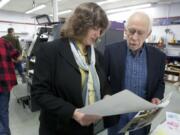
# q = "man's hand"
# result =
<box><xmin>151</xmin><ymin>98</ymin><xmax>161</xmax><ymax>105</ymax></box>
<box><xmin>103</xmin><ymin>94</ymin><xmax>111</xmax><ymax>99</ymax></box>
<box><xmin>72</xmin><ymin>109</ymin><xmax>102</xmax><ymax>126</ymax></box>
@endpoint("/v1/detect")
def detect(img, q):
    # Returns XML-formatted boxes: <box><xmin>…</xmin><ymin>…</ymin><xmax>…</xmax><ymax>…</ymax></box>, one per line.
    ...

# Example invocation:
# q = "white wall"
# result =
<box><xmin>0</xmin><ymin>10</ymin><xmax>37</xmax><ymax>40</ymax></box>
<box><xmin>108</xmin><ymin>3</ymin><xmax>180</xmax><ymax>42</ymax></box>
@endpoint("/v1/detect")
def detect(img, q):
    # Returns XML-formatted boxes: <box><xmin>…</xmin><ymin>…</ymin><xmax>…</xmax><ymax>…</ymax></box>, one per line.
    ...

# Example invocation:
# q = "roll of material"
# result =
<box><xmin>167</xmin><ymin>74</ymin><xmax>173</xmax><ymax>81</ymax></box>
<box><xmin>167</xmin><ymin>74</ymin><xmax>179</xmax><ymax>82</ymax></box>
<box><xmin>173</xmin><ymin>76</ymin><xmax>179</xmax><ymax>82</ymax></box>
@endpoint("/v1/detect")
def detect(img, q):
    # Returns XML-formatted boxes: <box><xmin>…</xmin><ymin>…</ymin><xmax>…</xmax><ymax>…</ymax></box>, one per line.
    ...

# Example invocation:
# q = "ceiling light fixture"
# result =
<box><xmin>25</xmin><ymin>4</ymin><xmax>46</xmax><ymax>14</ymax></box>
<box><xmin>0</xmin><ymin>0</ymin><xmax>10</xmax><ymax>8</ymax></box>
<box><xmin>97</xmin><ymin>0</ymin><xmax>121</xmax><ymax>5</ymax></box>
<box><xmin>107</xmin><ymin>3</ymin><xmax>152</xmax><ymax>14</ymax></box>
<box><xmin>58</xmin><ymin>10</ymin><xmax>72</xmax><ymax>15</ymax></box>
<box><xmin>49</xmin><ymin>10</ymin><xmax>72</xmax><ymax>17</ymax></box>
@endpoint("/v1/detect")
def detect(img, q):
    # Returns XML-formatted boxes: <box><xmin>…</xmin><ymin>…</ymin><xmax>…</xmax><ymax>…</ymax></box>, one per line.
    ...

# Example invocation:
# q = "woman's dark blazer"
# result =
<box><xmin>32</xmin><ymin>38</ymin><xmax>112</xmax><ymax>135</ymax></box>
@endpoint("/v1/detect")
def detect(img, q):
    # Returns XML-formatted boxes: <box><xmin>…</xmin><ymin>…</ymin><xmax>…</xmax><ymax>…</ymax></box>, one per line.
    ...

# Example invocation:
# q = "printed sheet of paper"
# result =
<box><xmin>119</xmin><ymin>108</ymin><xmax>163</xmax><ymax>133</ymax></box>
<box><xmin>150</xmin><ymin>112</ymin><xmax>180</xmax><ymax>135</ymax></box>
<box><xmin>119</xmin><ymin>92</ymin><xmax>172</xmax><ymax>133</ymax></box>
<box><xmin>79</xmin><ymin>90</ymin><xmax>164</xmax><ymax>116</ymax></box>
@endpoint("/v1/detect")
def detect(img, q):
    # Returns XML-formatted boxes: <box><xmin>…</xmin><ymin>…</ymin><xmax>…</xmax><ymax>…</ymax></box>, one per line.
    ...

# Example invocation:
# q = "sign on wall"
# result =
<box><xmin>153</xmin><ymin>16</ymin><xmax>180</xmax><ymax>26</ymax></box>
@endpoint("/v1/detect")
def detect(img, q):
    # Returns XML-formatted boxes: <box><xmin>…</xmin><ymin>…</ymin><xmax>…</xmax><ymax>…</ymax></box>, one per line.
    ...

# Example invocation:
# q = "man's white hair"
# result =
<box><xmin>125</xmin><ymin>11</ymin><xmax>152</xmax><ymax>33</ymax></box>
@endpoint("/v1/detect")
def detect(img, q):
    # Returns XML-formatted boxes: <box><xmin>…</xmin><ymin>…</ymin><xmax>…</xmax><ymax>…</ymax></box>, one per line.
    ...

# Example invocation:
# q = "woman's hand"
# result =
<box><xmin>72</xmin><ymin>109</ymin><xmax>102</xmax><ymax>126</ymax></box>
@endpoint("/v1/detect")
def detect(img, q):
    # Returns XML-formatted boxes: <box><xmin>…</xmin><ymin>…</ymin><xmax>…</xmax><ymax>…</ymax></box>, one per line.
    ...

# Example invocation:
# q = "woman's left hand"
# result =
<box><xmin>72</xmin><ymin>109</ymin><xmax>102</xmax><ymax>126</ymax></box>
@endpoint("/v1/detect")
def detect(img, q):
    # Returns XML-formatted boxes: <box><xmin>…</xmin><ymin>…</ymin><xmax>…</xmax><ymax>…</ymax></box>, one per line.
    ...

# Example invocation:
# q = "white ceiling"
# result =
<box><xmin>1</xmin><ymin>0</ymin><xmax>180</xmax><ymax>18</ymax></box>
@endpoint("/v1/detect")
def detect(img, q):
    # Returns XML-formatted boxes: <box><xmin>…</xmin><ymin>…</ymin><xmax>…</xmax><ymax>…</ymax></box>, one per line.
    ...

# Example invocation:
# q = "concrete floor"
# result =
<box><xmin>9</xmin><ymin>82</ymin><xmax>180</xmax><ymax>135</ymax></box>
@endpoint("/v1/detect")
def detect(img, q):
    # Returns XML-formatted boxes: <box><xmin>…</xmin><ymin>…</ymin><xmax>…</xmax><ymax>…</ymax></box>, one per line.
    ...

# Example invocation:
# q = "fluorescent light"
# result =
<box><xmin>97</xmin><ymin>0</ymin><xmax>121</xmax><ymax>5</ymax></box>
<box><xmin>107</xmin><ymin>3</ymin><xmax>152</xmax><ymax>14</ymax></box>
<box><xmin>49</xmin><ymin>10</ymin><xmax>72</xmax><ymax>17</ymax></box>
<box><xmin>0</xmin><ymin>0</ymin><xmax>10</xmax><ymax>8</ymax></box>
<box><xmin>58</xmin><ymin>10</ymin><xmax>72</xmax><ymax>15</ymax></box>
<box><xmin>25</xmin><ymin>4</ymin><xmax>46</xmax><ymax>14</ymax></box>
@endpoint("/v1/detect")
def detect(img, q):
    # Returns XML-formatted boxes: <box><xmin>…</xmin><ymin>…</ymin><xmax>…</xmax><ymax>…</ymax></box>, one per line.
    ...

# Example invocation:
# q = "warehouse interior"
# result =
<box><xmin>0</xmin><ymin>0</ymin><xmax>180</xmax><ymax>135</ymax></box>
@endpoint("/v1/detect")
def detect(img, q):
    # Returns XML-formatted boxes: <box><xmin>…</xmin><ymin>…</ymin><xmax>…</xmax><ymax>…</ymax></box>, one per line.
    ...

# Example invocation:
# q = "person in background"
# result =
<box><xmin>32</xmin><ymin>2</ymin><xmax>116</xmax><ymax>135</ymax></box>
<box><xmin>105</xmin><ymin>12</ymin><xmax>166</xmax><ymax>135</ymax></box>
<box><xmin>2</xmin><ymin>28</ymin><xmax>25</xmax><ymax>82</ymax></box>
<box><xmin>0</xmin><ymin>37</ymin><xmax>21</xmax><ymax>135</ymax></box>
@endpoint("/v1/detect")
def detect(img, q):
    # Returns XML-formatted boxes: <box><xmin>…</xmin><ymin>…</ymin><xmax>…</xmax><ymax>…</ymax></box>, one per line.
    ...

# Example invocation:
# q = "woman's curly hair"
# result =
<box><xmin>60</xmin><ymin>2</ymin><xmax>109</xmax><ymax>41</ymax></box>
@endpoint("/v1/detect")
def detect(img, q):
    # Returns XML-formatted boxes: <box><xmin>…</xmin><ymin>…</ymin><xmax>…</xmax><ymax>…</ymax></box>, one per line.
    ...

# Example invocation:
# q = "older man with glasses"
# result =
<box><xmin>104</xmin><ymin>12</ymin><xmax>166</xmax><ymax>135</ymax></box>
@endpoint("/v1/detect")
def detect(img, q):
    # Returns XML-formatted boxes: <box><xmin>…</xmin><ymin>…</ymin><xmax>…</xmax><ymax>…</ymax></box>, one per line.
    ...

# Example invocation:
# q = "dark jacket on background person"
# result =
<box><xmin>32</xmin><ymin>38</ymin><xmax>115</xmax><ymax>135</ymax></box>
<box><xmin>2</xmin><ymin>34</ymin><xmax>22</xmax><ymax>53</ymax></box>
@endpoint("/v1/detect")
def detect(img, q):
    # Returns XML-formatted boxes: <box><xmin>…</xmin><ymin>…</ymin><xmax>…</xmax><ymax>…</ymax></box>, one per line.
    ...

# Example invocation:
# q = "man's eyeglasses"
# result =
<box><xmin>127</xmin><ymin>28</ymin><xmax>145</xmax><ymax>36</ymax></box>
